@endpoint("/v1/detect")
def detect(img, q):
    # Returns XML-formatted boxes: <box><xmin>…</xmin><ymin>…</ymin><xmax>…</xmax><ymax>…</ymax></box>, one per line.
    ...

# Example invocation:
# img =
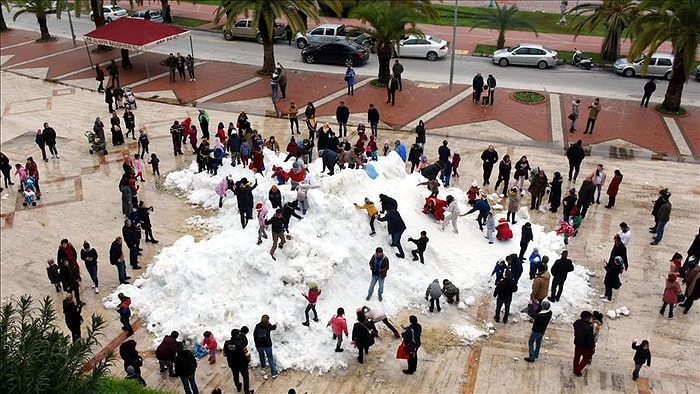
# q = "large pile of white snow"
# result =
<box><xmin>105</xmin><ymin>150</ymin><xmax>592</xmax><ymax>373</ymax></box>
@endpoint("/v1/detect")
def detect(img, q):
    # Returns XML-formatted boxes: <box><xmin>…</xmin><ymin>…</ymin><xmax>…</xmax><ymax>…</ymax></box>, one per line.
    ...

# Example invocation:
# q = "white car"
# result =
<box><xmin>396</xmin><ymin>35</ymin><xmax>449</xmax><ymax>61</ymax></box>
<box><xmin>90</xmin><ymin>5</ymin><xmax>128</xmax><ymax>22</ymax></box>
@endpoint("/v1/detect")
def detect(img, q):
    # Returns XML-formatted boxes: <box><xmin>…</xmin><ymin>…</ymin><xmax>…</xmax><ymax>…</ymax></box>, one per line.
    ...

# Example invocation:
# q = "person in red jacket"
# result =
<box><xmin>156</xmin><ymin>331</ymin><xmax>180</xmax><ymax>376</ymax></box>
<box><xmin>301</xmin><ymin>281</ymin><xmax>321</xmax><ymax>326</ymax></box>
<box><xmin>284</xmin><ymin>136</ymin><xmax>300</xmax><ymax>162</ymax></box>
<box><xmin>604</xmin><ymin>169</ymin><xmax>623</xmax><ymax>209</ymax></box>
<box><xmin>496</xmin><ymin>218</ymin><xmax>513</xmax><ymax>240</ymax></box>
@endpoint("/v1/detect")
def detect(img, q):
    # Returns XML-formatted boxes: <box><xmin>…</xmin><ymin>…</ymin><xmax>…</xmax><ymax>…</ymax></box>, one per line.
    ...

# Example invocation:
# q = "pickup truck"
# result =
<box><xmin>223</xmin><ymin>18</ymin><xmax>287</xmax><ymax>44</ymax></box>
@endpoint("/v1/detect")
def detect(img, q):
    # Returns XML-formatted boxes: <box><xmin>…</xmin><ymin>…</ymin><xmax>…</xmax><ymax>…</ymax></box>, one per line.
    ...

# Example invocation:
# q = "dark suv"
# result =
<box><xmin>301</xmin><ymin>41</ymin><xmax>370</xmax><ymax>66</ymax></box>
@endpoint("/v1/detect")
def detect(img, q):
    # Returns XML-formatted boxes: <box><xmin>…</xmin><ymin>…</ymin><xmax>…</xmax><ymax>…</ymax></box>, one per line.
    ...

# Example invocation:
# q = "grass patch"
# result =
<box><xmin>370</xmin><ymin>79</ymin><xmax>387</xmax><ymax>88</ymax></box>
<box><xmin>512</xmin><ymin>91</ymin><xmax>545</xmax><ymax>104</ymax></box>
<box><xmin>417</xmin><ymin>4</ymin><xmax>607</xmax><ymax>37</ymax></box>
<box><xmin>172</xmin><ymin>16</ymin><xmax>210</xmax><ymax>28</ymax></box>
<box><xmin>181</xmin><ymin>0</ymin><xmax>222</xmax><ymax>5</ymax></box>
<box><xmin>98</xmin><ymin>376</ymin><xmax>171</xmax><ymax>394</ymax></box>
<box><xmin>654</xmin><ymin>104</ymin><xmax>687</xmax><ymax>116</ymax></box>
<box><xmin>474</xmin><ymin>44</ymin><xmax>496</xmax><ymax>55</ymax></box>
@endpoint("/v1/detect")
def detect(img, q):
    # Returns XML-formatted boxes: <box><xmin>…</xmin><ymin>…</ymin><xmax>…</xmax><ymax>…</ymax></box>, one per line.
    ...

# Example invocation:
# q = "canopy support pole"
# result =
<box><xmin>189</xmin><ymin>35</ymin><xmax>194</xmax><ymax>58</ymax></box>
<box><xmin>85</xmin><ymin>42</ymin><xmax>94</xmax><ymax>69</ymax></box>
<box><xmin>143</xmin><ymin>51</ymin><xmax>151</xmax><ymax>82</ymax></box>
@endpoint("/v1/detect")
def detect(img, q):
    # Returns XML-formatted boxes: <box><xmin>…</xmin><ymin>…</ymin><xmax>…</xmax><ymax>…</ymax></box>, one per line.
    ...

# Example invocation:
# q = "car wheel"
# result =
<box><xmin>426</xmin><ymin>51</ymin><xmax>438</xmax><ymax>61</ymax></box>
<box><xmin>498</xmin><ymin>58</ymin><xmax>509</xmax><ymax>67</ymax></box>
<box><xmin>223</xmin><ymin>30</ymin><xmax>234</xmax><ymax>41</ymax></box>
<box><xmin>256</xmin><ymin>34</ymin><xmax>264</xmax><ymax>44</ymax></box>
<box><xmin>304</xmin><ymin>54</ymin><xmax>316</xmax><ymax>64</ymax></box>
<box><xmin>664</xmin><ymin>71</ymin><xmax>672</xmax><ymax>81</ymax></box>
<box><xmin>537</xmin><ymin>61</ymin><xmax>548</xmax><ymax>70</ymax></box>
<box><xmin>622</xmin><ymin>68</ymin><xmax>635</xmax><ymax>77</ymax></box>
<box><xmin>297</xmin><ymin>39</ymin><xmax>308</xmax><ymax>49</ymax></box>
<box><xmin>344</xmin><ymin>58</ymin><xmax>354</xmax><ymax>67</ymax></box>
<box><xmin>90</xmin><ymin>15</ymin><xmax>94</xmax><ymax>21</ymax></box>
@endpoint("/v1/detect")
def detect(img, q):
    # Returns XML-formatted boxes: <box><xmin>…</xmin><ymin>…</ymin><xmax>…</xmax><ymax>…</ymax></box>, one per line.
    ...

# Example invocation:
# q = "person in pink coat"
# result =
<box><xmin>215</xmin><ymin>176</ymin><xmax>234</xmax><ymax>208</ymax></box>
<box><xmin>201</xmin><ymin>330</ymin><xmax>218</xmax><ymax>364</ymax></box>
<box><xmin>133</xmin><ymin>154</ymin><xmax>145</xmax><ymax>182</ymax></box>
<box><xmin>327</xmin><ymin>307</ymin><xmax>349</xmax><ymax>352</ymax></box>
<box><xmin>256</xmin><ymin>202</ymin><xmax>269</xmax><ymax>245</ymax></box>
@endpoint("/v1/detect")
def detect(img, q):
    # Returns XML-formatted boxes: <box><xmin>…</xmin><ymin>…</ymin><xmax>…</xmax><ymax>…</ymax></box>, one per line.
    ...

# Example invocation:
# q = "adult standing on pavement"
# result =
<box><xmin>572</xmin><ymin>311</ymin><xmax>596</xmax><ymax>376</ymax></box>
<box><xmin>392</xmin><ymin>59</ymin><xmax>404</xmax><ymax>91</ymax></box>
<box><xmin>568</xmin><ymin>99</ymin><xmax>580</xmax><ymax>133</ymax></box>
<box><xmin>93</xmin><ymin>117</ymin><xmax>106</xmax><ymax>143</ymax></box>
<box><xmin>438</xmin><ymin>140</ymin><xmax>451</xmax><ymax>165</ymax></box>
<box><xmin>649</xmin><ymin>188</ymin><xmax>669</xmax><ymax>233</ymax></box>
<box><xmin>110</xmin><ymin>236</ymin><xmax>129</xmax><ymax>284</ymax></box>
<box><xmin>605</xmin><ymin>169</ymin><xmax>623</xmax><ymax>208</ymax></box>
<box><xmin>566</xmin><ymin>140</ymin><xmax>585</xmax><ymax>182</ymax></box>
<box><xmin>174</xmin><ymin>344</ymin><xmax>199</xmax><ymax>394</ymax></box>
<box><xmin>345</xmin><ymin>66</ymin><xmax>356</xmax><ymax>95</ymax></box>
<box><xmin>34</xmin><ymin>129</ymin><xmax>48</xmax><ymax>162</ymax></box>
<box><xmin>549</xmin><ymin>250</ymin><xmax>574</xmax><ymax>302</ymax></box>
<box><xmin>170</xmin><ymin>120</ymin><xmax>184</xmax><ymax>156</ymax></box>
<box><xmin>0</xmin><ymin>152</ymin><xmax>13</xmax><ymax>190</ymax></box>
<box><xmin>530</xmin><ymin>259</ymin><xmax>550</xmax><ymax>305</ymax></box>
<box><xmin>156</xmin><ymin>331</ymin><xmax>180</xmax><ymax>376</ymax></box>
<box><xmin>651</xmin><ymin>193</ymin><xmax>672</xmax><ymax>245</ymax></box>
<box><xmin>480</xmin><ymin>145</ymin><xmax>498</xmax><ymax>186</ymax></box>
<box><xmin>681</xmin><ymin>263</ymin><xmax>700</xmax><ymax>314</ymax></box>
<box><xmin>487</xmin><ymin>74</ymin><xmax>497</xmax><ymax>105</ymax></box>
<box><xmin>25</xmin><ymin>157</ymin><xmax>41</xmax><ymax>199</ymax></box>
<box><xmin>277</xmin><ymin>63</ymin><xmax>288</xmax><ymax>100</ymax></box>
<box><xmin>401</xmin><ymin>315</ymin><xmax>422</xmax><ymax>375</ymax></box>
<box><xmin>108</xmin><ymin>59</ymin><xmax>120</xmax><ymax>88</ymax></box>
<box><xmin>524</xmin><ymin>299</ymin><xmax>551</xmax><ymax>363</ymax></box>
<box><xmin>602</xmin><ymin>256</ymin><xmax>624</xmax><ymax>302</ymax></box>
<box><xmin>495</xmin><ymin>154</ymin><xmax>511</xmax><ymax>196</ymax></box>
<box><xmin>367</xmin><ymin>104</ymin><xmax>380</xmax><ymax>137</ymax></box>
<box><xmin>122</xmin><ymin>220</ymin><xmax>142</xmax><ymax>270</ymax></box>
<box><xmin>198</xmin><ymin>109</ymin><xmax>210</xmax><ymax>140</ymax></box>
<box><xmin>387</xmin><ymin>74</ymin><xmax>399</xmax><ymax>106</ymax></box>
<box><xmin>591</xmin><ymin>164</ymin><xmax>606</xmax><ymax>204</ymax></box>
<box><xmin>166</xmin><ymin>53</ymin><xmax>177</xmax><ymax>83</ymax></box>
<box><xmin>62</xmin><ymin>293</ymin><xmax>83</xmax><ymax>342</ymax></box>
<box><xmin>366</xmin><ymin>247</ymin><xmax>390</xmax><ymax>301</ymax></box>
<box><xmin>618</xmin><ymin>222</ymin><xmax>632</xmax><ymax>246</ymax></box>
<box><xmin>42</xmin><ymin>122</ymin><xmax>59</xmax><ymax>159</ymax></box>
<box><xmin>472</xmin><ymin>73</ymin><xmax>484</xmax><ymax>103</ymax></box>
<box><xmin>415</xmin><ymin>120</ymin><xmax>426</xmax><ymax>148</ymax></box>
<box><xmin>105</xmin><ymin>87</ymin><xmax>114</xmax><ymax>113</ymax></box>
<box><xmin>95</xmin><ymin>64</ymin><xmax>105</xmax><ymax>92</ymax></box>
<box><xmin>186</xmin><ymin>54</ymin><xmax>196</xmax><ymax>81</ymax></box>
<box><xmin>57</xmin><ymin>238</ymin><xmax>80</xmax><ymax>275</ymax></box>
<box><xmin>583</xmin><ymin>98</ymin><xmax>601</xmax><ymax>134</ymax></box>
<box><xmin>577</xmin><ymin>176</ymin><xmax>596</xmax><ymax>219</ymax></box>
<box><xmin>80</xmin><ymin>241</ymin><xmax>99</xmax><ymax>294</ymax></box>
<box><xmin>253</xmin><ymin>314</ymin><xmax>278</xmax><ymax>378</ymax></box>
<box><xmin>224</xmin><ymin>328</ymin><xmax>252</xmax><ymax>394</ymax></box>
<box><xmin>609</xmin><ymin>234</ymin><xmax>629</xmax><ymax>272</ymax></box>
<box><xmin>336</xmin><ymin>101</ymin><xmax>350</xmax><ymax>137</ymax></box>
<box><xmin>686</xmin><ymin>227</ymin><xmax>700</xmax><ymax>264</ymax></box>
<box><xmin>123</xmin><ymin>108</ymin><xmax>136</xmax><ymax>140</ymax></box>
<box><xmin>60</xmin><ymin>259</ymin><xmax>83</xmax><ymax>306</ymax></box>
<box><xmin>176</xmin><ymin>52</ymin><xmax>186</xmax><ymax>80</ymax></box>
<box><xmin>641</xmin><ymin>78</ymin><xmax>656</xmax><ymax>107</ymax></box>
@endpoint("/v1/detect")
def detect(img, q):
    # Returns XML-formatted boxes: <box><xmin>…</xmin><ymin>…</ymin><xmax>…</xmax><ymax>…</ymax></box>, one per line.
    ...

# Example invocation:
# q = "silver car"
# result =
<box><xmin>492</xmin><ymin>43</ymin><xmax>558</xmax><ymax>69</ymax></box>
<box><xmin>613</xmin><ymin>53</ymin><xmax>674</xmax><ymax>80</ymax></box>
<box><xmin>295</xmin><ymin>24</ymin><xmax>347</xmax><ymax>49</ymax></box>
<box><xmin>132</xmin><ymin>9</ymin><xmax>164</xmax><ymax>23</ymax></box>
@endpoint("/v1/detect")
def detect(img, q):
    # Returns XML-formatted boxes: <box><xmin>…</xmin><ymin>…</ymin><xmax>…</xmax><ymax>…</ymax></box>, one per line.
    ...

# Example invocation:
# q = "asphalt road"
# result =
<box><xmin>7</xmin><ymin>11</ymin><xmax>700</xmax><ymax>106</ymax></box>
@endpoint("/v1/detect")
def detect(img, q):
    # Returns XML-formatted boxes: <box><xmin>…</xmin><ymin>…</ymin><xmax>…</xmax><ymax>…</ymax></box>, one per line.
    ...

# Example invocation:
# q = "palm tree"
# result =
<box><xmin>1</xmin><ymin>0</ymin><xmax>10</xmax><ymax>31</ymax></box>
<box><xmin>569</xmin><ymin>0</ymin><xmax>639</xmax><ymax>61</ymax></box>
<box><xmin>469</xmin><ymin>2</ymin><xmax>538</xmax><ymax>49</ymax></box>
<box><xmin>12</xmin><ymin>0</ymin><xmax>66</xmax><ymax>40</ymax></box>
<box><xmin>215</xmin><ymin>0</ymin><xmax>340</xmax><ymax>74</ymax></box>
<box><xmin>349</xmin><ymin>0</ymin><xmax>438</xmax><ymax>85</ymax></box>
<box><xmin>628</xmin><ymin>0</ymin><xmax>700</xmax><ymax>112</ymax></box>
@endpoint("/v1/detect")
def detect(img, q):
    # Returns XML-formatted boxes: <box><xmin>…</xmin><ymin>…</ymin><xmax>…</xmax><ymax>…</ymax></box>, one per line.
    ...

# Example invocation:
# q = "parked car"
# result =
<box><xmin>90</xmin><ymin>5</ymin><xmax>128</xmax><ymax>22</ymax></box>
<box><xmin>694</xmin><ymin>64</ymin><xmax>700</xmax><ymax>81</ymax></box>
<box><xmin>492</xmin><ymin>43</ymin><xmax>558</xmax><ymax>69</ymax></box>
<box><xmin>396</xmin><ymin>35</ymin><xmax>448</xmax><ymax>61</ymax></box>
<box><xmin>131</xmin><ymin>9</ymin><xmax>164</xmax><ymax>23</ymax></box>
<box><xmin>301</xmin><ymin>41</ymin><xmax>370</xmax><ymax>67</ymax></box>
<box><xmin>296</xmin><ymin>24</ymin><xmax>347</xmax><ymax>49</ymax></box>
<box><xmin>223</xmin><ymin>18</ymin><xmax>287</xmax><ymax>44</ymax></box>
<box><xmin>349</xmin><ymin>32</ymin><xmax>376</xmax><ymax>53</ymax></box>
<box><xmin>613</xmin><ymin>53</ymin><xmax>674</xmax><ymax>80</ymax></box>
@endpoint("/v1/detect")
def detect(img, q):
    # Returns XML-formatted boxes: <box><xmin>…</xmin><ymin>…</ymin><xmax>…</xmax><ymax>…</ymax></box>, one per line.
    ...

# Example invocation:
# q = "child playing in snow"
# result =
<box><xmin>354</xmin><ymin>198</ymin><xmax>378</xmax><ymax>236</ymax></box>
<box><xmin>408</xmin><ymin>231</ymin><xmax>429</xmax><ymax>264</ymax></box>
<box><xmin>301</xmin><ymin>281</ymin><xmax>321</xmax><ymax>326</ymax></box>
<box><xmin>490</xmin><ymin>259</ymin><xmax>507</xmax><ymax>285</ymax></box>
<box><xmin>133</xmin><ymin>154</ymin><xmax>145</xmax><ymax>182</ymax></box>
<box><xmin>271</xmin><ymin>165</ymin><xmax>289</xmax><ymax>185</ymax></box>
<box><xmin>467</xmin><ymin>181</ymin><xmax>480</xmax><ymax>201</ymax></box>
<box><xmin>256</xmin><ymin>202</ymin><xmax>268</xmax><ymax>245</ymax></box>
<box><xmin>631</xmin><ymin>339</ymin><xmax>651</xmax><ymax>381</ymax></box>
<box><xmin>327</xmin><ymin>307</ymin><xmax>349</xmax><ymax>352</ymax></box>
<box><xmin>556</xmin><ymin>219</ymin><xmax>576</xmax><ymax>245</ymax></box>
<box><xmin>485</xmin><ymin>211</ymin><xmax>495</xmax><ymax>244</ymax></box>
<box><xmin>495</xmin><ymin>217</ymin><xmax>513</xmax><ymax>241</ymax></box>
<box><xmin>418</xmin><ymin>154</ymin><xmax>428</xmax><ymax>172</ymax></box>
<box><xmin>201</xmin><ymin>331</ymin><xmax>218</xmax><ymax>364</ymax></box>
<box><xmin>528</xmin><ymin>248</ymin><xmax>542</xmax><ymax>280</ymax></box>
<box><xmin>148</xmin><ymin>153</ymin><xmax>160</xmax><ymax>176</ymax></box>
<box><xmin>442</xmin><ymin>279</ymin><xmax>460</xmax><ymax>304</ymax></box>
<box><xmin>425</xmin><ymin>279</ymin><xmax>442</xmax><ymax>312</ymax></box>
<box><xmin>451</xmin><ymin>150</ymin><xmax>461</xmax><ymax>178</ymax></box>
<box><xmin>382</xmin><ymin>139</ymin><xmax>390</xmax><ymax>156</ymax></box>
<box><xmin>296</xmin><ymin>180</ymin><xmax>319</xmax><ymax>215</ymax></box>
<box><xmin>46</xmin><ymin>258</ymin><xmax>61</xmax><ymax>292</ymax></box>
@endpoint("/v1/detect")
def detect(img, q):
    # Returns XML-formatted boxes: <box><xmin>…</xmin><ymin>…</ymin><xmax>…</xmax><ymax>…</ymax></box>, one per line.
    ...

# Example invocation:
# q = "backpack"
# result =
<box><xmin>254</xmin><ymin>326</ymin><xmax>267</xmax><ymax>342</ymax></box>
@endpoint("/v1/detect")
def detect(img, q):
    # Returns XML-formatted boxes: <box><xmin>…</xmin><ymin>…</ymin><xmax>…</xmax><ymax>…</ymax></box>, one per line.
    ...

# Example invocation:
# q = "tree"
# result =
<box><xmin>0</xmin><ymin>295</ymin><xmax>113</xmax><ymax>392</ymax></box>
<box><xmin>215</xmin><ymin>0</ymin><xmax>340</xmax><ymax>74</ymax></box>
<box><xmin>569</xmin><ymin>0</ymin><xmax>639</xmax><ymax>61</ymax></box>
<box><xmin>469</xmin><ymin>2</ymin><xmax>538</xmax><ymax>49</ymax></box>
<box><xmin>349</xmin><ymin>0</ymin><xmax>439</xmax><ymax>85</ymax></box>
<box><xmin>628</xmin><ymin>0</ymin><xmax>700</xmax><ymax>112</ymax></box>
<box><xmin>1</xmin><ymin>0</ymin><xmax>10</xmax><ymax>31</ymax></box>
<box><xmin>12</xmin><ymin>0</ymin><xmax>67</xmax><ymax>40</ymax></box>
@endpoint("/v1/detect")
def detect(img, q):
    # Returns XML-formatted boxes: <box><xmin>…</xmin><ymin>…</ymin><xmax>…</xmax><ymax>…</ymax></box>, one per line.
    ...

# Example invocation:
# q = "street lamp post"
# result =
<box><xmin>448</xmin><ymin>0</ymin><xmax>458</xmax><ymax>91</ymax></box>
<box><xmin>66</xmin><ymin>7</ymin><xmax>76</xmax><ymax>46</ymax></box>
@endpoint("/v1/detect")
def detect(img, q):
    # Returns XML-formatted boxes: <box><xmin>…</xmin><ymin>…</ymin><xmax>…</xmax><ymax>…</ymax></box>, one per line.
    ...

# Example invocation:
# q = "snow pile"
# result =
<box><xmin>105</xmin><ymin>150</ymin><xmax>593</xmax><ymax>373</ymax></box>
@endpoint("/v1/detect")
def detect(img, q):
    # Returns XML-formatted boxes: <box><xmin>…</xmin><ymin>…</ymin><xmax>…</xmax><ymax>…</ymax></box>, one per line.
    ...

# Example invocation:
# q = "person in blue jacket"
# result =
<box><xmin>394</xmin><ymin>140</ymin><xmax>407</xmax><ymax>161</ymax></box>
<box><xmin>462</xmin><ymin>199</ymin><xmax>491</xmax><ymax>231</ymax></box>
<box><xmin>378</xmin><ymin>209</ymin><xmax>407</xmax><ymax>258</ymax></box>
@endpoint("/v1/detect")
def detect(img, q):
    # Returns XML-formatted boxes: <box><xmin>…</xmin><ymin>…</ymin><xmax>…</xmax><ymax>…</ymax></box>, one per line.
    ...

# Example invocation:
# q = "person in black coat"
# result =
<box><xmin>174</xmin><ymin>345</ymin><xmax>199</xmax><ymax>394</ymax></box>
<box><xmin>572</xmin><ymin>311</ymin><xmax>596</xmax><ymax>376</ymax></box>
<box><xmin>224</xmin><ymin>329</ymin><xmax>252</xmax><ymax>394</ymax></box>
<box><xmin>508</xmin><ymin>252</ymin><xmax>524</xmax><ymax>283</ymax></box>
<box><xmin>576</xmin><ymin>176</ymin><xmax>596</xmax><ymax>218</ymax></box>
<box><xmin>119</xmin><ymin>339</ymin><xmax>144</xmax><ymax>375</ymax></box>
<box><xmin>367</xmin><ymin>104</ymin><xmax>380</xmax><ymax>137</ymax></box>
<box><xmin>122</xmin><ymin>220</ymin><xmax>141</xmax><ymax>270</ymax></box>
<box><xmin>335</xmin><ymin>101</ymin><xmax>350</xmax><ymax>137</ymax></box>
<box><xmin>415</xmin><ymin>120</ymin><xmax>426</xmax><ymax>148</ymax></box>
<box><xmin>268</xmin><ymin>185</ymin><xmax>282</xmax><ymax>209</ymax></box>
<box><xmin>352</xmin><ymin>310</ymin><xmax>375</xmax><ymax>364</ymax></box>
<box><xmin>687</xmin><ymin>227</ymin><xmax>700</xmax><ymax>264</ymax></box>
<box><xmin>641</xmin><ymin>78</ymin><xmax>656</xmax><ymax>107</ymax></box>
<box><xmin>549</xmin><ymin>250</ymin><xmax>574</xmax><ymax>302</ymax></box>
<box><xmin>608</xmin><ymin>234</ymin><xmax>629</xmax><ymax>271</ymax></box>
<box><xmin>407</xmin><ymin>144</ymin><xmax>423</xmax><ymax>173</ymax></box>
<box><xmin>472</xmin><ymin>73</ymin><xmax>484</xmax><ymax>103</ymax></box>
<box><xmin>525</xmin><ymin>299</ymin><xmax>552</xmax><ymax>362</ymax></box>
<box><xmin>401</xmin><ymin>315</ymin><xmax>422</xmax><ymax>374</ymax></box>
<box><xmin>562</xmin><ymin>188</ymin><xmax>578</xmax><ymax>223</ymax></box>
<box><xmin>493</xmin><ymin>269</ymin><xmax>517</xmax><ymax>323</ymax></box>
<box><xmin>494</xmin><ymin>155</ymin><xmax>511</xmax><ymax>196</ymax></box>
<box><xmin>566</xmin><ymin>140</ymin><xmax>585</xmax><ymax>182</ymax></box>
<box><xmin>378</xmin><ymin>209</ymin><xmax>407</xmax><ymax>258</ymax></box>
<box><xmin>437</xmin><ymin>140</ymin><xmax>450</xmax><ymax>164</ymax></box>
<box><xmin>265</xmin><ymin>209</ymin><xmax>286</xmax><ymax>260</ymax></box>
<box><xmin>63</xmin><ymin>293</ymin><xmax>83</xmax><ymax>342</ymax></box>
<box><xmin>234</xmin><ymin>178</ymin><xmax>258</xmax><ymax>228</ymax></box>
<box><xmin>60</xmin><ymin>259</ymin><xmax>82</xmax><ymax>306</ymax></box>
<box><xmin>518</xmin><ymin>222</ymin><xmax>533</xmax><ymax>261</ymax></box>
<box><xmin>319</xmin><ymin>149</ymin><xmax>339</xmax><ymax>175</ymax></box>
<box><xmin>649</xmin><ymin>188</ymin><xmax>668</xmax><ymax>232</ymax></box>
<box><xmin>282</xmin><ymin>200</ymin><xmax>302</xmax><ymax>232</ymax></box>
<box><xmin>603</xmin><ymin>256</ymin><xmax>624</xmax><ymax>301</ymax></box>
<box><xmin>548</xmin><ymin>171</ymin><xmax>564</xmax><ymax>212</ymax></box>
<box><xmin>378</xmin><ymin>193</ymin><xmax>398</xmax><ymax>213</ymax></box>
<box><xmin>33</xmin><ymin>130</ymin><xmax>49</xmax><ymax>162</ymax></box>
<box><xmin>631</xmin><ymin>340</ymin><xmax>652</xmax><ymax>380</ymax></box>
<box><xmin>480</xmin><ymin>145</ymin><xmax>498</xmax><ymax>186</ymax></box>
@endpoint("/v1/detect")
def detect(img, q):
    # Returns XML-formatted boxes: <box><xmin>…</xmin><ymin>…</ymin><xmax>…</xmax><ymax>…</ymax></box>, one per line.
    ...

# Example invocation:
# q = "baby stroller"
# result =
<box><xmin>124</xmin><ymin>87</ymin><xmax>137</xmax><ymax>110</ymax></box>
<box><xmin>84</xmin><ymin>130</ymin><xmax>108</xmax><ymax>155</ymax></box>
<box><xmin>23</xmin><ymin>175</ymin><xmax>37</xmax><ymax>207</ymax></box>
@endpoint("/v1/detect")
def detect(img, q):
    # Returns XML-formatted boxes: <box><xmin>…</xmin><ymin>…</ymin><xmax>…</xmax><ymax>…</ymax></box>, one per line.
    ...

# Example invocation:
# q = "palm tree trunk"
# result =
<box><xmin>258</xmin><ymin>19</ymin><xmax>276</xmax><ymax>73</ymax></box>
<box><xmin>90</xmin><ymin>0</ymin><xmax>106</xmax><ymax>28</ymax></box>
<box><xmin>661</xmin><ymin>52</ymin><xmax>686</xmax><ymax>112</ymax></box>
<box><xmin>496</xmin><ymin>31</ymin><xmax>506</xmax><ymax>49</ymax></box>
<box><xmin>376</xmin><ymin>42</ymin><xmax>392</xmax><ymax>85</ymax></box>
<box><xmin>37</xmin><ymin>13</ymin><xmax>51</xmax><ymax>40</ymax></box>
<box><xmin>0</xmin><ymin>7</ymin><xmax>8</xmax><ymax>32</ymax></box>
<box><xmin>161</xmin><ymin>0</ymin><xmax>172</xmax><ymax>24</ymax></box>
<box><xmin>601</xmin><ymin>25</ymin><xmax>621</xmax><ymax>61</ymax></box>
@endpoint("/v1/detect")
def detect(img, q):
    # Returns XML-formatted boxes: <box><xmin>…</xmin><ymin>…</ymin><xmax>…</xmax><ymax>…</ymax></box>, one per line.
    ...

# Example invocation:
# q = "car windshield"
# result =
<box><xmin>113</xmin><ymin>6</ymin><xmax>125</xmax><ymax>11</ymax></box>
<box><xmin>507</xmin><ymin>44</ymin><xmax>521</xmax><ymax>52</ymax></box>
